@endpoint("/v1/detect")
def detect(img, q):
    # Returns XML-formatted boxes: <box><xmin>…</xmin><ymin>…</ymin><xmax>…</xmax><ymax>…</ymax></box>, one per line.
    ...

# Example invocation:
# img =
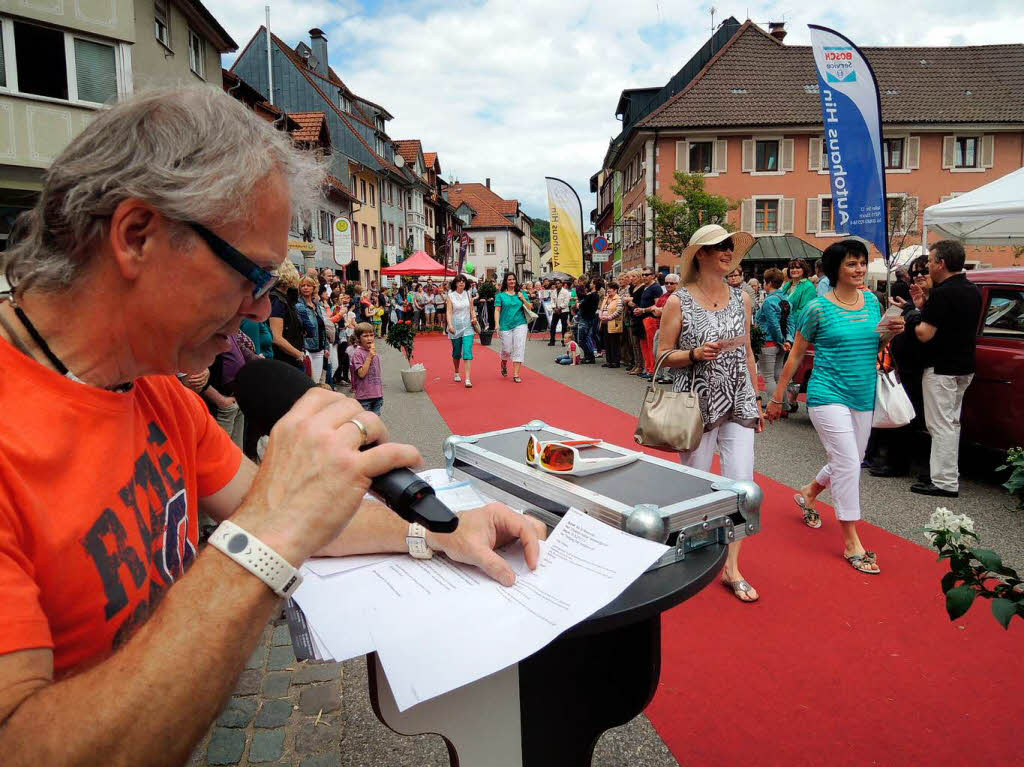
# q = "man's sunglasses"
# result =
<box><xmin>187</xmin><ymin>222</ymin><xmax>280</xmax><ymax>299</ymax></box>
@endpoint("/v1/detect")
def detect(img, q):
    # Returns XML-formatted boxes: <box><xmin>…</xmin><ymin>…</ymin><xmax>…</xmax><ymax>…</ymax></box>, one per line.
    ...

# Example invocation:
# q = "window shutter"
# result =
<box><xmin>713</xmin><ymin>139</ymin><xmax>728</xmax><ymax>173</ymax></box>
<box><xmin>742</xmin><ymin>140</ymin><xmax>754</xmax><ymax>172</ymax></box>
<box><xmin>675</xmin><ymin>141</ymin><xmax>689</xmax><ymax>173</ymax></box>
<box><xmin>808</xmin><ymin>137</ymin><xmax>821</xmax><ymax>171</ymax></box>
<box><xmin>740</xmin><ymin>199</ymin><xmax>753</xmax><ymax>232</ymax></box>
<box><xmin>942</xmin><ymin>136</ymin><xmax>955</xmax><ymax>169</ymax></box>
<box><xmin>74</xmin><ymin>38</ymin><xmax>117</xmax><ymax>104</ymax></box>
<box><xmin>806</xmin><ymin>198</ymin><xmax>819</xmax><ymax>233</ymax></box>
<box><xmin>781</xmin><ymin>139</ymin><xmax>795</xmax><ymax>172</ymax></box>
<box><xmin>907</xmin><ymin>136</ymin><xmax>920</xmax><ymax>169</ymax></box>
<box><xmin>781</xmin><ymin>198</ymin><xmax>795</xmax><ymax>234</ymax></box>
<box><xmin>981</xmin><ymin>134</ymin><xmax>995</xmax><ymax>168</ymax></box>
<box><xmin>904</xmin><ymin>196</ymin><xmax>919</xmax><ymax>233</ymax></box>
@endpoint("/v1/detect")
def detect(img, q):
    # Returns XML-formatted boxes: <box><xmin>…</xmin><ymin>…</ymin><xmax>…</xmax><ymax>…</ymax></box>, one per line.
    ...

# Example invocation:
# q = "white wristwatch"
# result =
<box><xmin>406</xmin><ymin>522</ymin><xmax>433</xmax><ymax>560</ymax></box>
<box><xmin>208</xmin><ymin>520</ymin><xmax>303</xmax><ymax>598</ymax></box>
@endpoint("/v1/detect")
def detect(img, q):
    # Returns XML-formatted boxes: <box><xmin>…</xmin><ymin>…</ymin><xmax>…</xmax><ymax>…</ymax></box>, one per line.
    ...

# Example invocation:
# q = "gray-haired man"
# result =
<box><xmin>0</xmin><ymin>87</ymin><xmax>544</xmax><ymax>765</ymax></box>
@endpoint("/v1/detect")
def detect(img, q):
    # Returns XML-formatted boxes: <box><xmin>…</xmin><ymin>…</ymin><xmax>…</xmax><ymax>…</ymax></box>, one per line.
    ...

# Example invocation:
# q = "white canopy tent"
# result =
<box><xmin>922</xmin><ymin>167</ymin><xmax>1024</xmax><ymax>245</ymax></box>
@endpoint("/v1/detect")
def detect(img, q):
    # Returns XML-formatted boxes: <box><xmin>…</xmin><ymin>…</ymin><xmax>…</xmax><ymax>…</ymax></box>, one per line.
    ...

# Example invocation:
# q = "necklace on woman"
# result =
<box><xmin>695</xmin><ymin>281</ymin><xmax>727</xmax><ymax>308</ymax></box>
<box><xmin>831</xmin><ymin>289</ymin><xmax>860</xmax><ymax>307</ymax></box>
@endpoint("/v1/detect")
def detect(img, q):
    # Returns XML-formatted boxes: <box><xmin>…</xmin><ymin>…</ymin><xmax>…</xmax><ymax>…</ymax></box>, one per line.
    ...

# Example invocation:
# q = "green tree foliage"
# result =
<box><xmin>531</xmin><ymin>218</ymin><xmax>550</xmax><ymax>245</ymax></box>
<box><xmin>647</xmin><ymin>172</ymin><xmax>736</xmax><ymax>256</ymax></box>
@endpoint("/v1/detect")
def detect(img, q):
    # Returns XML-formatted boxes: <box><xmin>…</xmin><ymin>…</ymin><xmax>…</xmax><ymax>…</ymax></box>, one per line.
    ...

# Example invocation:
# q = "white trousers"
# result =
<box><xmin>922</xmin><ymin>368</ymin><xmax>974</xmax><ymax>491</ymax></box>
<box><xmin>807</xmin><ymin>404</ymin><xmax>873</xmax><ymax>521</ymax></box>
<box><xmin>308</xmin><ymin>350</ymin><xmax>324</xmax><ymax>383</ymax></box>
<box><xmin>678</xmin><ymin>421</ymin><xmax>755</xmax><ymax>481</ymax></box>
<box><xmin>500</xmin><ymin>324</ymin><xmax>528</xmax><ymax>363</ymax></box>
<box><xmin>757</xmin><ymin>345</ymin><xmax>785</xmax><ymax>399</ymax></box>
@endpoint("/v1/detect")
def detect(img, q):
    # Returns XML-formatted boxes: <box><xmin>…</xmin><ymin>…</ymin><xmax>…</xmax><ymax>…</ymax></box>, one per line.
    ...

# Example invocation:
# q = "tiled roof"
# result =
<box><xmin>290</xmin><ymin>111</ymin><xmax>327</xmax><ymax>143</ymax></box>
<box><xmin>639</xmin><ymin>22</ymin><xmax>1024</xmax><ymax>128</ymax></box>
<box><xmin>324</xmin><ymin>174</ymin><xmax>357</xmax><ymax>201</ymax></box>
<box><xmin>393</xmin><ymin>140</ymin><xmax>423</xmax><ymax>168</ymax></box>
<box><xmin>447</xmin><ymin>184</ymin><xmax>522</xmax><ymax>231</ymax></box>
<box><xmin>424</xmin><ymin>152</ymin><xmax>438</xmax><ymax>169</ymax></box>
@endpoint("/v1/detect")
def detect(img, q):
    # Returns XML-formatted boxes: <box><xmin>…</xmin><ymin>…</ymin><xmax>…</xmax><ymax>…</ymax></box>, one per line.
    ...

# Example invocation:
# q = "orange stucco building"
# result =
<box><xmin>597</xmin><ymin>18</ymin><xmax>1024</xmax><ymax>274</ymax></box>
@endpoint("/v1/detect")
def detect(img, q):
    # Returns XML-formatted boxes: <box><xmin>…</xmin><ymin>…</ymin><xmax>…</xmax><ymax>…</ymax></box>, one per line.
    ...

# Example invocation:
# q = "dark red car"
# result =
<box><xmin>786</xmin><ymin>268</ymin><xmax>1024</xmax><ymax>453</ymax></box>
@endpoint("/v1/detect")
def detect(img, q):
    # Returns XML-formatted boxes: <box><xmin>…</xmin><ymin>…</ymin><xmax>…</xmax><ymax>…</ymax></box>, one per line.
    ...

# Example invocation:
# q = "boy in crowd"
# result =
<box><xmin>350</xmin><ymin>322</ymin><xmax>384</xmax><ymax>414</ymax></box>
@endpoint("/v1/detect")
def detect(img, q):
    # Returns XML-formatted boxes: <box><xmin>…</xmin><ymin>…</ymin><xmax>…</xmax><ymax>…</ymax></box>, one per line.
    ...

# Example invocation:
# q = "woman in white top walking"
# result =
<box><xmin>445</xmin><ymin>275</ymin><xmax>480</xmax><ymax>388</ymax></box>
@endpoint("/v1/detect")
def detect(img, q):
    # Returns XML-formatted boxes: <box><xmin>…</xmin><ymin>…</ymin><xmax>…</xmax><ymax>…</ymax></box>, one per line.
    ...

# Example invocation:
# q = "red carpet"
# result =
<box><xmin>412</xmin><ymin>336</ymin><xmax>1022</xmax><ymax>767</ymax></box>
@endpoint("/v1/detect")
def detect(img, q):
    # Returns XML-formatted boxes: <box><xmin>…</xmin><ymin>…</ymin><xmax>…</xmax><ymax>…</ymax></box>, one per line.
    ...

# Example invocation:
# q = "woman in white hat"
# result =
<box><xmin>657</xmin><ymin>224</ymin><xmax>763</xmax><ymax>603</ymax></box>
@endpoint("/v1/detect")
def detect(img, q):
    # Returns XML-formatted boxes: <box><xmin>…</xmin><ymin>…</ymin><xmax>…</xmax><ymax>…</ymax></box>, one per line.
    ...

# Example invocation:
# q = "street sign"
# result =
<box><xmin>592</xmin><ymin>236</ymin><xmax>609</xmax><ymax>253</ymax></box>
<box><xmin>333</xmin><ymin>217</ymin><xmax>352</xmax><ymax>266</ymax></box>
<box><xmin>288</xmin><ymin>239</ymin><xmax>314</xmax><ymax>251</ymax></box>
<box><xmin>515</xmin><ymin>252</ymin><xmax>526</xmax><ymax>264</ymax></box>
<box><xmin>592</xmin><ymin>252</ymin><xmax>610</xmax><ymax>263</ymax></box>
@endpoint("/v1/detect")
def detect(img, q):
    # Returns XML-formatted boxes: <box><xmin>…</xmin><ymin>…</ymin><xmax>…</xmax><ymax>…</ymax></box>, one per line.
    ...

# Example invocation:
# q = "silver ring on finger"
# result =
<box><xmin>347</xmin><ymin>417</ymin><xmax>369</xmax><ymax>446</ymax></box>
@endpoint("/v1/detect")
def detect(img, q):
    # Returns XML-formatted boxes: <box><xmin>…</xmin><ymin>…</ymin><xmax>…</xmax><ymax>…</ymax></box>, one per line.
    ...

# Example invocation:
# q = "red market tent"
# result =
<box><xmin>380</xmin><ymin>251</ymin><xmax>457</xmax><ymax>277</ymax></box>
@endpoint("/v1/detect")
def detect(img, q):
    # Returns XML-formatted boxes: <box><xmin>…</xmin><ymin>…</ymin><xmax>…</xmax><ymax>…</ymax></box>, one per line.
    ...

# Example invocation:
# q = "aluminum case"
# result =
<box><xmin>443</xmin><ymin>420</ymin><xmax>762</xmax><ymax>570</ymax></box>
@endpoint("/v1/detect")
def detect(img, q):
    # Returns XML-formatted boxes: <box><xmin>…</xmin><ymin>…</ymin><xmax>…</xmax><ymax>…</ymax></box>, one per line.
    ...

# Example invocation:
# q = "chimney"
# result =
<box><xmin>485</xmin><ymin>178</ymin><xmax>491</xmax><ymax>189</ymax></box>
<box><xmin>768</xmin><ymin>22</ymin><xmax>786</xmax><ymax>42</ymax></box>
<box><xmin>309</xmin><ymin>28</ymin><xmax>328</xmax><ymax>75</ymax></box>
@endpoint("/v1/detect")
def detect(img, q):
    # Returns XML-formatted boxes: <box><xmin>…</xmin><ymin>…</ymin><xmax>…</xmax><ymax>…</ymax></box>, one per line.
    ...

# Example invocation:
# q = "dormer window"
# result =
<box><xmin>375</xmin><ymin>117</ymin><xmax>384</xmax><ymax>131</ymax></box>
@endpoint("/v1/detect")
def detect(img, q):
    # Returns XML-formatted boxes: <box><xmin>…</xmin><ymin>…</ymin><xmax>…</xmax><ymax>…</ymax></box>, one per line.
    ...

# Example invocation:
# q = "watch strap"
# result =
<box><xmin>406</xmin><ymin>522</ymin><xmax>433</xmax><ymax>560</ymax></box>
<box><xmin>208</xmin><ymin>519</ymin><xmax>303</xmax><ymax>598</ymax></box>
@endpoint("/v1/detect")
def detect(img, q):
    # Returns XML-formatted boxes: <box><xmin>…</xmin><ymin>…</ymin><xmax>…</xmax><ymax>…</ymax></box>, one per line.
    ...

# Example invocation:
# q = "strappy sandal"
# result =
<box><xmin>501</xmin><ymin>361</ymin><xmax>508</xmax><ymax>377</ymax></box>
<box><xmin>513</xmin><ymin>376</ymin><xmax>522</xmax><ymax>383</ymax></box>
<box><xmin>793</xmin><ymin>493</ymin><xmax>821</xmax><ymax>529</ymax></box>
<box><xmin>844</xmin><ymin>550</ymin><xmax>880</xmax><ymax>575</ymax></box>
<box><xmin>721</xmin><ymin>576</ymin><xmax>759</xmax><ymax>603</ymax></box>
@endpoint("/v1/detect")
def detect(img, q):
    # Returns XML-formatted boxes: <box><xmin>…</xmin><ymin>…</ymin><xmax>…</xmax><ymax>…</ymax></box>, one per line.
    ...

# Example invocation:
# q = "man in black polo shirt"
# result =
<box><xmin>634</xmin><ymin>269</ymin><xmax>663</xmax><ymax>380</ymax></box>
<box><xmin>907</xmin><ymin>240</ymin><xmax>982</xmax><ymax>497</ymax></box>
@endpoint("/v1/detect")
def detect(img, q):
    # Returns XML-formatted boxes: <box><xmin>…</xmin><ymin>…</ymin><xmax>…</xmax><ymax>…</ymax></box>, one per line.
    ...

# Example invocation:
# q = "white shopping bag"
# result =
<box><xmin>872</xmin><ymin>370</ymin><xmax>915</xmax><ymax>428</ymax></box>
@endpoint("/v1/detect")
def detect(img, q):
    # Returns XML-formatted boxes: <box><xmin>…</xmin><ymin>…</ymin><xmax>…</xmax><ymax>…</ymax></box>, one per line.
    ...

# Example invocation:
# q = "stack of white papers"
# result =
<box><xmin>291</xmin><ymin>475</ymin><xmax>668</xmax><ymax>711</ymax></box>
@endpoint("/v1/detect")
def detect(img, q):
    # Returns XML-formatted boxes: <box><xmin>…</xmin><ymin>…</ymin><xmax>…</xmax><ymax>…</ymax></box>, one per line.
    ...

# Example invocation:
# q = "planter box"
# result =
<box><xmin>401</xmin><ymin>368</ymin><xmax>427</xmax><ymax>392</ymax></box>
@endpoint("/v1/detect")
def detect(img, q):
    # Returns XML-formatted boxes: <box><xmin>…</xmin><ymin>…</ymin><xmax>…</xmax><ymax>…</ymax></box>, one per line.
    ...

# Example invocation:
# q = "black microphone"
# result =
<box><xmin>234</xmin><ymin>359</ymin><xmax>458</xmax><ymax>533</ymax></box>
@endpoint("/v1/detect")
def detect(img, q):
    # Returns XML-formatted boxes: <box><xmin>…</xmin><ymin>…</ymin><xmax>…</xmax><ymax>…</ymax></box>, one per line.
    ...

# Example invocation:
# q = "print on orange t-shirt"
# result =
<box><xmin>0</xmin><ymin>338</ymin><xmax>242</xmax><ymax>677</ymax></box>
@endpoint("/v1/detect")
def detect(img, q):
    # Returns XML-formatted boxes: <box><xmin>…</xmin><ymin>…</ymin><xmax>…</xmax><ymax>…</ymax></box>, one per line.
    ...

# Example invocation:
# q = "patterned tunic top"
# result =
<box><xmin>671</xmin><ymin>286</ymin><xmax>759</xmax><ymax>431</ymax></box>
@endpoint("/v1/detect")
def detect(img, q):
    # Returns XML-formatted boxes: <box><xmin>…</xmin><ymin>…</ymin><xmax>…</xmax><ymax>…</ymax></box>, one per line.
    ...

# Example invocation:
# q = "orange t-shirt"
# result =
<box><xmin>0</xmin><ymin>337</ymin><xmax>242</xmax><ymax>677</ymax></box>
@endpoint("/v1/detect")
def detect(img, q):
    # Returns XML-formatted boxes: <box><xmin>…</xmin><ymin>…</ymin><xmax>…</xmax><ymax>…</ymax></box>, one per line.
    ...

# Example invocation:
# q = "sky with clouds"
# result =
<box><xmin>209</xmin><ymin>0</ymin><xmax>1022</xmax><ymax>219</ymax></box>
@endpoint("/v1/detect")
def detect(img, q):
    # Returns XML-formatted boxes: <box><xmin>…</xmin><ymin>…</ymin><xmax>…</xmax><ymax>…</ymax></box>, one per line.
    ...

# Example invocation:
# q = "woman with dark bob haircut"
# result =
<box><xmin>780</xmin><ymin>257</ymin><xmax>816</xmax><ymax>320</ymax></box>
<box><xmin>765</xmin><ymin>239</ymin><xmax>904</xmax><ymax>575</ymax></box>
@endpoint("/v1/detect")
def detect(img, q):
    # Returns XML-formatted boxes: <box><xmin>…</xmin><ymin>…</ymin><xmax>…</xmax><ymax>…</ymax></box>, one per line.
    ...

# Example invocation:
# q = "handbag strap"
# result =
<box><xmin>651</xmin><ymin>349</ymin><xmax>695</xmax><ymax>389</ymax></box>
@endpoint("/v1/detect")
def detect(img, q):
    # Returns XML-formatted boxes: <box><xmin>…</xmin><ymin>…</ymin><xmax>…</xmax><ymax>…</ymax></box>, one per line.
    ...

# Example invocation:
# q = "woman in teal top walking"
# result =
<box><xmin>780</xmin><ymin>258</ymin><xmax>817</xmax><ymax>321</ymax></box>
<box><xmin>765</xmin><ymin>240</ymin><xmax>904</xmax><ymax>575</ymax></box>
<box><xmin>493</xmin><ymin>272</ymin><xmax>531</xmax><ymax>382</ymax></box>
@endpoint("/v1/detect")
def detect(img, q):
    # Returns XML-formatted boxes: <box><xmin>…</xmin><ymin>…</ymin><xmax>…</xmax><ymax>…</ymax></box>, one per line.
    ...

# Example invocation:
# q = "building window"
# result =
<box><xmin>154</xmin><ymin>0</ymin><xmax>170</xmax><ymax>47</ymax></box>
<box><xmin>485</xmin><ymin>239</ymin><xmax>495</xmax><ymax>254</ymax></box>
<box><xmin>369</xmin><ymin>184</ymin><xmax>375</xmax><ymax>207</ymax></box>
<box><xmin>388</xmin><ymin>183</ymin><xmax>394</xmax><ymax>205</ymax></box>
<box><xmin>371</xmin><ymin>227</ymin><xmax>377</xmax><ymax>248</ymax></box>
<box><xmin>755</xmin><ymin>140</ymin><xmax>779</xmax><ymax>172</ymax></box>
<box><xmin>469</xmin><ymin>241</ymin><xmax>476</xmax><ymax>255</ymax></box>
<box><xmin>883</xmin><ymin>138</ymin><xmax>904</xmax><ymax>170</ymax></box>
<box><xmin>352</xmin><ymin>223</ymin><xmax>359</xmax><ymax>246</ymax></box>
<box><xmin>318</xmin><ymin>210</ymin><xmax>333</xmax><ymax>243</ymax></box>
<box><xmin>188</xmin><ymin>28</ymin><xmax>205</xmax><ymax>78</ymax></box>
<box><xmin>689</xmin><ymin>141</ymin><xmax>713</xmax><ymax>174</ymax></box>
<box><xmin>290</xmin><ymin>213</ymin><xmax>300</xmax><ymax>234</ymax></box>
<box><xmin>362</xmin><ymin>223</ymin><xmax>368</xmax><ymax>245</ymax></box>
<box><xmin>755</xmin><ymin>199</ymin><xmax>779</xmax><ymax>234</ymax></box>
<box><xmin>390</xmin><ymin>223</ymin><xmax>395</xmax><ymax>244</ymax></box>
<box><xmin>820</xmin><ymin>198</ymin><xmax>834</xmax><ymax>232</ymax></box>
<box><xmin>375</xmin><ymin>136</ymin><xmax>385</xmax><ymax>157</ymax></box>
<box><xmin>339</xmin><ymin>93</ymin><xmax>349</xmax><ymax>113</ymax></box>
<box><xmin>955</xmin><ymin>136</ymin><xmax>978</xmax><ymax>168</ymax></box>
<box><xmin>398</xmin><ymin>227</ymin><xmax>404</xmax><ymax>247</ymax></box>
<box><xmin>8</xmin><ymin>20</ymin><xmax>119</xmax><ymax>104</ymax></box>
<box><xmin>360</xmin><ymin>180</ymin><xmax>367</xmax><ymax>204</ymax></box>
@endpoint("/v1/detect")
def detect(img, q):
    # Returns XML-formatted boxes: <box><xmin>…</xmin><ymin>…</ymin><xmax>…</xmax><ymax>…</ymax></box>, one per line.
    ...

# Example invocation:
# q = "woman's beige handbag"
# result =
<box><xmin>634</xmin><ymin>350</ymin><xmax>704</xmax><ymax>452</ymax></box>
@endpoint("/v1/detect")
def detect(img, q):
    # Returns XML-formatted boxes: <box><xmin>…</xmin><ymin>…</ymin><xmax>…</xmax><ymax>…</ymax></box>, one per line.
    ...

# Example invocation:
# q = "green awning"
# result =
<box><xmin>744</xmin><ymin>235</ymin><xmax>822</xmax><ymax>262</ymax></box>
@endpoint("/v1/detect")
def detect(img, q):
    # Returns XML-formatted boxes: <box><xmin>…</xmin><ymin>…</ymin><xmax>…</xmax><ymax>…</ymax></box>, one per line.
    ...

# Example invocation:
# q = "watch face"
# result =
<box><xmin>228</xmin><ymin>533</ymin><xmax>249</xmax><ymax>554</ymax></box>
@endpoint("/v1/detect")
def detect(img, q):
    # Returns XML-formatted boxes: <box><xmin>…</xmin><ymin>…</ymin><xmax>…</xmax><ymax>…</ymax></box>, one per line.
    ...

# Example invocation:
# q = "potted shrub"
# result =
<box><xmin>386</xmin><ymin>320</ymin><xmax>426</xmax><ymax>392</ymax></box>
<box><xmin>477</xmin><ymin>279</ymin><xmax>497</xmax><ymax>346</ymax></box>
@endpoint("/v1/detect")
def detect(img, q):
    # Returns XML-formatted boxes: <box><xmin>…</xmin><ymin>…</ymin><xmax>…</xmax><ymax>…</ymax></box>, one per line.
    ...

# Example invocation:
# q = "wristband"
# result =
<box><xmin>406</xmin><ymin>522</ymin><xmax>433</xmax><ymax>560</ymax></box>
<box><xmin>769</xmin><ymin>398</ymin><xmax>783</xmax><ymax>406</ymax></box>
<box><xmin>208</xmin><ymin>519</ymin><xmax>303</xmax><ymax>598</ymax></box>
<box><xmin>689</xmin><ymin>348</ymin><xmax>697</xmax><ymax>363</ymax></box>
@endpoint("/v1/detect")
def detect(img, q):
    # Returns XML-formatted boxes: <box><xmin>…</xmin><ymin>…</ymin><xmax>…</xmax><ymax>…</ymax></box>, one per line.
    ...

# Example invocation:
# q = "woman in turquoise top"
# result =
<box><xmin>780</xmin><ymin>258</ymin><xmax>817</xmax><ymax>321</ymax></box>
<box><xmin>493</xmin><ymin>272</ymin><xmax>531</xmax><ymax>382</ymax></box>
<box><xmin>766</xmin><ymin>240</ymin><xmax>904</xmax><ymax>575</ymax></box>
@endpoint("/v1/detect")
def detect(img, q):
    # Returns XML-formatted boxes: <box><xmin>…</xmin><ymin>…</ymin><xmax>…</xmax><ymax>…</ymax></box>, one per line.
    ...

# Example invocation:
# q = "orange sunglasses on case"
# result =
<box><xmin>525</xmin><ymin>435</ymin><xmax>638</xmax><ymax>476</ymax></box>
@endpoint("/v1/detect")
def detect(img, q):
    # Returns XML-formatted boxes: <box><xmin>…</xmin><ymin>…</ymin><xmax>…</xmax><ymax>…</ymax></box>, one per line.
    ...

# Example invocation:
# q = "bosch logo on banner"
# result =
<box><xmin>823</xmin><ymin>46</ymin><xmax>856</xmax><ymax>83</ymax></box>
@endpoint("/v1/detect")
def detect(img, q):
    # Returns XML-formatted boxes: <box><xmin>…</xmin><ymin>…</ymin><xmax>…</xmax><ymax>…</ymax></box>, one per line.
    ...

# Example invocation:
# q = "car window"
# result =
<box><xmin>981</xmin><ymin>289</ymin><xmax>1024</xmax><ymax>337</ymax></box>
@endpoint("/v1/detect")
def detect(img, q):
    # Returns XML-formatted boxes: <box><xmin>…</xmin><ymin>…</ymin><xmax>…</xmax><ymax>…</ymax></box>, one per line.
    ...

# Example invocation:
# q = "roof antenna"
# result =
<box><xmin>710</xmin><ymin>6</ymin><xmax>715</xmax><ymax>35</ymax></box>
<box><xmin>265</xmin><ymin>6</ymin><xmax>274</xmax><ymax>105</ymax></box>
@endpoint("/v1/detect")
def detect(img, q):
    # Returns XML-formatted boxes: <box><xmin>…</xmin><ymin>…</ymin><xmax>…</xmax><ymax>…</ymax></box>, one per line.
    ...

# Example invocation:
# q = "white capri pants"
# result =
<box><xmin>678</xmin><ymin>420</ymin><xmax>755</xmax><ymax>482</ymax></box>
<box><xmin>807</xmin><ymin>404</ymin><xmax>873</xmax><ymax>521</ymax></box>
<box><xmin>500</xmin><ymin>324</ymin><xmax>528</xmax><ymax>363</ymax></box>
